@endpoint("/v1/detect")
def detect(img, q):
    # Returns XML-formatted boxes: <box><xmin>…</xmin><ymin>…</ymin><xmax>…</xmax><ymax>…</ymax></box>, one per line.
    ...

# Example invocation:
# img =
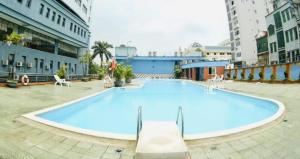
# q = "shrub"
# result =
<box><xmin>174</xmin><ymin>65</ymin><xmax>182</xmax><ymax>79</ymax></box>
<box><xmin>271</xmin><ymin>74</ymin><xmax>275</xmax><ymax>81</ymax></box>
<box><xmin>98</xmin><ymin>67</ymin><xmax>107</xmax><ymax>80</ymax></box>
<box><xmin>227</xmin><ymin>73</ymin><xmax>231</xmax><ymax>79</ymax></box>
<box><xmin>248</xmin><ymin>74</ymin><xmax>253</xmax><ymax>80</ymax></box>
<box><xmin>240</xmin><ymin>72</ymin><xmax>244</xmax><ymax>79</ymax></box>
<box><xmin>233</xmin><ymin>74</ymin><xmax>237</xmax><ymax>79</ymax></box>
<box><xmin>284</xmin><ymin>71</ymin><xmax>289</xmax><ymax>80</ymax></box>
<box><xmin>259</xmin><ymin>72</ymin><xmax>264</xmax><ymax>80</ymax></box>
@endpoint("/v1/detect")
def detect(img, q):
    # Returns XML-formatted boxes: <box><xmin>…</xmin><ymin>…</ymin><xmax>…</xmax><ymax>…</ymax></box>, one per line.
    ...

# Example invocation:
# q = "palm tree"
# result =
<box><xmin>91</xmin><ymin>41</ymin><xmax>113</xmax><ymax>67</ymax></box>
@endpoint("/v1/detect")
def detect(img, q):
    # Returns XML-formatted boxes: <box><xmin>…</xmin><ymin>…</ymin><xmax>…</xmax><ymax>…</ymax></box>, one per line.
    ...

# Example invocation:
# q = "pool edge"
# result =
<box><xmin>22</xmin><ymin>80</ymin><xmax>286</xmax><ymax>141</ymax></box>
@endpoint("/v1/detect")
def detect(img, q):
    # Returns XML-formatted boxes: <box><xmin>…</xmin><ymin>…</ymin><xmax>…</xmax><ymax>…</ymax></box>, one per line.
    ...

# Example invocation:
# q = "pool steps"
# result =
<box><xmin>135</xmin><ymin>107</ymin><xmax>188</xmax><ymax>159</ymax></box>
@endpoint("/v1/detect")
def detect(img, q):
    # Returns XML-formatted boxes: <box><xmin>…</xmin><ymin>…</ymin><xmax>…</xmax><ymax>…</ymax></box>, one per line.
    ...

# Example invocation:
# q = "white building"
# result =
<box><xmin>60</xmin><ymin>0</ymin><xmax>93</xmax><ymax>24</ymax></box>
<box><xmin>184</xmin><ymin>42</ymin><xmax>232</xmax><ymax>61</ymax></box>
<box><xmin>225</xmin><ymin>0</ymin><xmax>273</xmax><ymax>66</ymax></box>
<box><xmin>115</xmin><ymin>45</ymin><xmax>137</xmax><ymax>57</ymax></box>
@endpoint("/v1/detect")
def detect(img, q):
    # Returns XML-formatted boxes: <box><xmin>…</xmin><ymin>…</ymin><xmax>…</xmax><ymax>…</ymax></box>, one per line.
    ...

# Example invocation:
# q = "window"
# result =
<box><xmin>40</xmin><ymin>59</ymin><xmax>44</xmax><ymax>69</ymax></box>
<box><xmin>268</xmin><ymin>25</ymin><xmax>275</xmax><ymax>36</ymax></box>
<box><xmin>70</xmin><ymin>23</ymin><xmax>73</xmax><ymax>31</ymax></box>
<box><xmin>81</xmin><ymin>29</ymin><xmax>83</xmax><ymax>36</ymax></box>
<box><xmin>17</xmin><ymin>0</ymin><xmax>23</xmax><ymax>4</ymax></box>
<box><xmin>295</xmin><ymin>27</ymin><xmax>298</xmax><ymax>40</ymax></box>
<box><xmin>83</xmin><ymin>5</ymin><xmax>88</xmax><ymax>14</ymax></box>
<box><xmin>77</xmin><ymin>27</ymin><xmax>80</xmax><ymax>35</ymax></box>
<box><xmin>57</xmin><ymin>61</ymin><xmax>60</xmax><ymax>69</ymax></box>
<box><xmin>62</xmin><ymin>18</ymin><xmax>66</xmax><ymax>27</ymax></box>
<box><xmin>277</xmin><ymin>31</ymin><xmax>285</xmax><ymax>48</ymax></box>
<box><xmin>52</xmin><ymin>11</ymin><xmax>56</xmax><ymax>21</ymax></box>
<box><xmin>39</xmin><ymin>4</ymin><xmax>44</xmax><ymax>15</ymax></box>
<box><xmin>26</xmin><ymin>0</ymin><xmax>32</xmax><ymax>8</ymax></box>
<box><xmin>274</xmin><ymin>12</ymin><xmax>282</xmax><ymax>29</ymax></box>
<box><xmin>75</xmin><ymin>0</ymin><xmax>82</xmax><ymax>6</ymax></box>
<box><xmin>208</xmin><ymin>67</ymin><xmax>216</xmax><ymax>75</ymax></box>
<box><xmin>281</xmin><ymin>11</ymin><xmax>286</xmax><ymax>23</ymax></box>
<box><xmin>57</xmin><ymin>15</ymin><xmax>61</xmax><ymax>24</ymax></box>
<box><xmin>285</xmin><ymin>31</ymin><xmax>289</xmax><ymax>43</ymax></box>
<box><xmin>84</xmin><ymin>31</ymin><xmax>86</xmax><ymax>38</ymax></box>
<box><xmin>74</xmin><ymin>25</ymin><xmax>77</xmax><ymax>33</ymax></box>
<box><xmin>46</xmin><ymin>8</ymin><xmax>50</xmax><ymax>18</ymax></box>
<box><xmin>50</xmin><ymin>60</ymin><xmax>53</xmax><ymax>70</ymax></box>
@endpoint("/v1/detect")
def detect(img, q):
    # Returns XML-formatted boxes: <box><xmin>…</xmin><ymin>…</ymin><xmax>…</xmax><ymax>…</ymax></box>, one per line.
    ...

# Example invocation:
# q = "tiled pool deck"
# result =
<box><xmin>0</xmin><ymin>80</ymin><xmax>300</xmax><ymax>159</ymax></box>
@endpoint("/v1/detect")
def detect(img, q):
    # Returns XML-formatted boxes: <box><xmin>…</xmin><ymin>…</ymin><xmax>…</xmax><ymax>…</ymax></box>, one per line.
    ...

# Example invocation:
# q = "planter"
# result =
<box><xmin>125</xmin><ymin>78</ymin><xmax>132</xmax><ymax>83</ymax></box>
<box><xmin>114</xmin><ymin>80</ymin><xmax>124</xmax><ymax>87</ymax></box>
<box><xmin>6</xmin><ymin>80</ymin><xmax>18</xmax><ymax>88</ymax></box>
<box><xmin>81</xmin><ymin>77</ymin><xmax>89</xmax><ymax>82</ymax></box>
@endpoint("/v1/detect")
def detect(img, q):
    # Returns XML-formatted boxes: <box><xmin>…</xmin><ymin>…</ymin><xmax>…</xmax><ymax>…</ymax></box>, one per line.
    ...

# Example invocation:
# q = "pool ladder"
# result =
<box><xmin>136</xmin><ymin>106</ymin><xmax>185</xmax><ymax>141</ymax></box>
<box><xmin>176</xmin><ymin>106</ymin><xmax>184</xmax><ymax>138</ymax></box>
<box><xmin>137</xmin><ymin>106</ymin><xmax>143</xmax><ymax>141</ymax></box>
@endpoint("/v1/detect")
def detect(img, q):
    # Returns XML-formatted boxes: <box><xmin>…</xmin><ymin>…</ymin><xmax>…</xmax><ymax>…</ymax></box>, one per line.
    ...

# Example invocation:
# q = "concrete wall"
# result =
<box><xmin>226</xmin><ymin>62</ymin><xmax>300</xmax><ymax>81</ymax></box>
<box><xmin>117</xmin><ymin>59</ymin><xmax>175</xmax><ymax>74</ymax></box>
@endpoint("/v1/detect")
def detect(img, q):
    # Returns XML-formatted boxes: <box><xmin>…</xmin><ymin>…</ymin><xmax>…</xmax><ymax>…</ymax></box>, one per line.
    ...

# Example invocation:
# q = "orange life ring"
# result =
<box><xmin>21</xmin><ymin>75</ymin><xmax>29</xmax><ymax>86</ymax></box>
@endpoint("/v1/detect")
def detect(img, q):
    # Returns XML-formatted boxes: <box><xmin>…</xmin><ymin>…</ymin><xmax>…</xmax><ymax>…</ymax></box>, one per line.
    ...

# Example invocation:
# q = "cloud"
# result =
<box><xmin>90</xmin><ymin>0</ymin><xmax>229</xmax><ymax>55</ymax></box>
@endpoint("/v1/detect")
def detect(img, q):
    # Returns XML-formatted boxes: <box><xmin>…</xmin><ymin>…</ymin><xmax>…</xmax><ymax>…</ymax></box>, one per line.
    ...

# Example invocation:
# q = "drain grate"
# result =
<box><xmin>283</xmin><ymin>119</ymin><xmax>288</xmax><ymax>122</ymax></box>
<box><xmin>115</xmin><ymin>149</ymin><xmax>122</xmax><ymax>153</ymax></box>
<box><xmin>210</xmin><ymin>146</ymin><xmax>217</xmax><ymax>150</ymax></box>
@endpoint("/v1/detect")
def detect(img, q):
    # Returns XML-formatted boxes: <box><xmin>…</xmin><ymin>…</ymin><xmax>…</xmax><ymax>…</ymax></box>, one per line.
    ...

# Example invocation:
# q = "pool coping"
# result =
<box><xmin>22</xmin><ymin>80</ymin><xmax>285</xmax><ymax>141</ymax></box>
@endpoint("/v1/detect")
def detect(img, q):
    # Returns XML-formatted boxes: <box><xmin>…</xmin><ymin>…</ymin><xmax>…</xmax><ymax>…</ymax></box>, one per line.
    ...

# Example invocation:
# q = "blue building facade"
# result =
<box><xmin>116</xmin><ymin>56</ymin><xmax>203</xmax><ymax>75</ymax></box>
<box><xmin>0</xmin><ymin>0</ymin><xmax>90</xmax><ymax>81</ymax></box>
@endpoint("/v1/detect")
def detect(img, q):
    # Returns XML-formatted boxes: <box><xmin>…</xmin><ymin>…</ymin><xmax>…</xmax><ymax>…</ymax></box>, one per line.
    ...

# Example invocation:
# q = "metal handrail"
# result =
<box><xmin>176</xmin><ymin>106</ymin><xmax>184</xmax><ymax>138</ymax></box>
<box><xmin>136</xmin><ymin>106</ymin><xmax>143</xmax><ymax>141</ymax></box>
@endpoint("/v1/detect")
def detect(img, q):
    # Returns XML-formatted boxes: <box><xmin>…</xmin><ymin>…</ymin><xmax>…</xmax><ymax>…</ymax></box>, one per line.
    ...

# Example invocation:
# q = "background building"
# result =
<box><xmin>256</xmin><ymin>31</ymin><xmax>269</xmax><ymax>65</ymax></box>
<box><xmin>115</xmin><ymin>45</ymin><xmax>137</xmax><ymax>57</ymax></box>
<box><xmin>0</xmin><ymin>0</ymin><xmax>92</xmax><ymax>81</ymax></box>
<box><xmin>184</xmin><ymin>42</ymin><xmax>232</xmax><ymax>62</ymax></box>
<box><xmin>225</xmin><ymin>0</ymin><xmax>273</xmax><ymax>66</ymax></box>
<box><xmin>266</xmin><ymin>0</ymin><xmax>300</xmax><ymax>64</ymax></box>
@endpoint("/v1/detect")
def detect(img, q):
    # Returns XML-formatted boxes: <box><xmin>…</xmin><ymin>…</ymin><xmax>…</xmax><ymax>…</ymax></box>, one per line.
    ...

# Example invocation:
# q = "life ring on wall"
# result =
<box><xmin>21</xmin><ymin>75</ymin><xmax>30</xmax><ymax>86</ymax></box>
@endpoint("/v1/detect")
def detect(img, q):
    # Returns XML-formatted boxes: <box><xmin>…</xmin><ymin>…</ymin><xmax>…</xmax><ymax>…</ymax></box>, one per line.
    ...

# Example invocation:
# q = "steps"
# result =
<box><xmin>135</xmin><ymin>121</ymin><xmax>188</xmax><ymax>159</ymax></box>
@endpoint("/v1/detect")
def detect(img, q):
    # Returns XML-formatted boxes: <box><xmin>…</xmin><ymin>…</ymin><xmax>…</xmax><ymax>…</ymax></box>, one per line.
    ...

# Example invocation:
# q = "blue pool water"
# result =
<box><xmin>39</xmin><ymin>80</ymin><xmax>279</xmax><ymax>135</ymax></box>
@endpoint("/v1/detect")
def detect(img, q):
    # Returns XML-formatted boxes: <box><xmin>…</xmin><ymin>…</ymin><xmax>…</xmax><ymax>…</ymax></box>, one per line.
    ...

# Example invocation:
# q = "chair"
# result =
<box><xmin>54</xmin><ymin>75</ymin><xmax>71</xmax><ymax>87</ymax></box>
<box><xmin>104</xmin><ymin>75</ymin><xmax>113</xmax><ymax>88</ymax></box>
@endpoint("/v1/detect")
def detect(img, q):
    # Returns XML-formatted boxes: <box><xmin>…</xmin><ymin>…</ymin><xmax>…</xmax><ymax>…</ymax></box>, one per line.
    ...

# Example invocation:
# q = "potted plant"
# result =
<box><xmin>57</xmin><ymin>65</ymin><xmax>67</xmax><ymax>79</ymax></box>
<box><xmin>259</xmin><ymin>72</ymin><xmax>264</xmax><ymax>80</ymax></box>
<box><xmin>125</xmin><ymin>65</ymin><xmax>134</xmax><ymax>83</ymax></box>
<box><xmin>98</xmin><ymin>67</ymin><xmax>107</xmax><ymax>80</ymax></box>
<box><xmin>6</xmin><ymin>32</ymin><xmax>23</xmax><ymax>45</ymax></box>
<box><xmin>248</xmin><ymin>73</ymin><xmax>254</xmax><ymax>80</ymax></box>
<box><xmin>114</xmin><ymin>64</ymin><xmax>125</xmax><ymax>87</ymax></box>
<box><xmin>6</xmin><ymin>79</ymin><xmax>18</xmax><ymax>88</ymax></box>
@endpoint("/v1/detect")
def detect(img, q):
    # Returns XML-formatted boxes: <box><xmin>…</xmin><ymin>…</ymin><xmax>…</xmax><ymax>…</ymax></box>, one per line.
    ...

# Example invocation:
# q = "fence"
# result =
<box><xmin>225</xmin><ymin>62</ymin><xmax>300</xmax><ymax>81</ymax></box>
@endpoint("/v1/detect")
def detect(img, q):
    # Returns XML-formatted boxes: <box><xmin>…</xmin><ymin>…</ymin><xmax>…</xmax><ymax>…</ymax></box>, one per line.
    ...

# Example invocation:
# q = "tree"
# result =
<box><xmin>80</xmin><ymin>52</ymin><xmax>92</xmax><ymax>76</ymax></box>
<box><xmin>91</xmin><ymin>41</ymin><xmax>113</xmax><ymax>67</ymax></box>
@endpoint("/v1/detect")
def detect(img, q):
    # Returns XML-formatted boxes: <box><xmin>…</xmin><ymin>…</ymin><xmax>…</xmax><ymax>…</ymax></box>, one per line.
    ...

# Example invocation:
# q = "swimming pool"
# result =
<box><xmin>25</xmin><ymin>80</ymin><xmax>284</xmax><ymax>140</ymax></box>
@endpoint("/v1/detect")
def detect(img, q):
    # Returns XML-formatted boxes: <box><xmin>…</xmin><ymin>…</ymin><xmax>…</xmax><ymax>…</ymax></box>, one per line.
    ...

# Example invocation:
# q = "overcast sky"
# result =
<box><xmin>89</xmin><ymin>0</ymin><xmax>229</xmax><ymax>56</ymax></box>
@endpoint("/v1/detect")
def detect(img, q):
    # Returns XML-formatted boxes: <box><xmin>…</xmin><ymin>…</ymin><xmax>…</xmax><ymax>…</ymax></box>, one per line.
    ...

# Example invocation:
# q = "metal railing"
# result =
<box><xmin>176</xmin><ymin>106</ymin><xmax>184</xmax><ymax>138</ymax></box>
<box><xmin>136</xmin><ymin>106</ymin><xmax>143</xmax><ymax>141</ymax></box>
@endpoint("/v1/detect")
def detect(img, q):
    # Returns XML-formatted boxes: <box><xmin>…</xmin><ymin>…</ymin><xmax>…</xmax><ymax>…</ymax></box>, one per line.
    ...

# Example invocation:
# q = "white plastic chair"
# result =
<box><xmin>54</xmin><ymin>75</ymin><xmax>71</xmax><ymax>87</ymax></box>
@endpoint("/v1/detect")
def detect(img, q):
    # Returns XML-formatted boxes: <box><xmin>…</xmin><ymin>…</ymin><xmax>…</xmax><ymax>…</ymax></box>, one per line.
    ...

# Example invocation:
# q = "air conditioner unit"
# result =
<box><xmin>2</xmin><ymin>60</ymin><xmax>8</xmax><ymax>66</ymax></box>
<box><xmin>27</xmin><ymin>63</ymin><xmax>33</xmax><ymax>68</ymax></box>
<box><xmin>16</xmin><ymin>62</ymin><xmax>23</xmax><ymax>67</ymax></box>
